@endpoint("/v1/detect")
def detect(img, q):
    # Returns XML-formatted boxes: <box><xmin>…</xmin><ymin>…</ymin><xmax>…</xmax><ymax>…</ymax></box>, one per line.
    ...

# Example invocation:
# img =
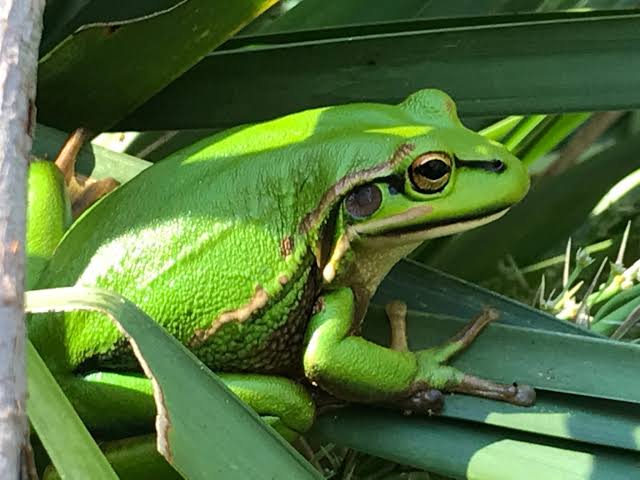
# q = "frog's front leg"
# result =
<box><xmin>385</xmin><ymin>300</ymin><xmax>444</xmax><ymax>412</ymax></box>
<box><xmin>303</xmin><ymin>288</ymin><xmax>535</xmax><ymax>412</ymax></box>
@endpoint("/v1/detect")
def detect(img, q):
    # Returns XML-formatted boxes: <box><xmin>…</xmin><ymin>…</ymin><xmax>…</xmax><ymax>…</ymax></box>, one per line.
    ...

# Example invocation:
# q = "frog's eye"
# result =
<box><xmin>344</xmin><ymin>184</ymin><xmax>382</xmax><ymax>218</ymax></box>
<box><xmin>408</xmin><ymin>152</ymin><xmax>452</xmax><ymax>193</ymax></box>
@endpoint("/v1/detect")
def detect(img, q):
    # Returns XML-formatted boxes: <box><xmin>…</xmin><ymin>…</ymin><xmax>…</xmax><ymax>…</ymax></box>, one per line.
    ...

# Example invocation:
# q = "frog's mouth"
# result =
<box><xmin>353</xmin><ymin>207</ymin><xmax>510</xmax><ymax>242</ymax></box>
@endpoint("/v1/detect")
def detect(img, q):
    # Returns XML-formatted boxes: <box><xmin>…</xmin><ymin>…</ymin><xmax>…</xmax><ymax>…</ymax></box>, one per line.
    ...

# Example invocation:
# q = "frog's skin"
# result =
<box><xmin>29</xmin><ymin>89</ymin><xmax>532</xmax><ymax>439</ymax></box>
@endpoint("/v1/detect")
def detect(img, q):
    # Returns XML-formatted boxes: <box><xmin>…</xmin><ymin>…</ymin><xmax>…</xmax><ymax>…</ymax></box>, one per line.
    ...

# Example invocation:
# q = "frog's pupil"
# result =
<box><xmin>418</xmin><ymin>159</ymin><xmax>450</xmax><ymax>180</ymax></box>
<box><xmin>345</xmin><ymin>184</ymin><xmax>382</xmax><ymax>218</ymax></box>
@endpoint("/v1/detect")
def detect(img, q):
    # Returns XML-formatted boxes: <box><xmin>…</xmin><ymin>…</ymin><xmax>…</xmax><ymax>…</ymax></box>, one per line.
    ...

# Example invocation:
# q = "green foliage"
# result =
<box><xmin>27</xmin><ymin>288</ymin><xmax>320</xmax><ymax>480</ymax></box>
<box><xmin>29</xmin><ymin>1</ymin><xmax>640</xmax><ymax>479</ymax></box>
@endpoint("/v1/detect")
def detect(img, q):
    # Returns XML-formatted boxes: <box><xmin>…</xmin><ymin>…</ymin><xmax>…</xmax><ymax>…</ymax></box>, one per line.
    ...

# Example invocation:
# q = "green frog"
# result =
<box><xmin>28</xmin><ymin>89</ymin><xmax>533</xmax><ymax>440</ymax></box>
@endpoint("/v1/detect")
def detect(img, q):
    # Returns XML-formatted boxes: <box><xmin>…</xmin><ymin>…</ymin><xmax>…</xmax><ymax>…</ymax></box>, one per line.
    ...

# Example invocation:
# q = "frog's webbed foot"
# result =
<box><xmin>387</xmin><ymin>306</ymin><xmax>535</xmax><ymax>413</ymax></box>
<box><xmin>55</xmin><ymin>128</ymin><xmax>120</xmax><ymax>218</ymax></box>
<box><xmin>439</xmin><ymin>309</ymin><xmax>535</xmax><ymax>405</ymax></box>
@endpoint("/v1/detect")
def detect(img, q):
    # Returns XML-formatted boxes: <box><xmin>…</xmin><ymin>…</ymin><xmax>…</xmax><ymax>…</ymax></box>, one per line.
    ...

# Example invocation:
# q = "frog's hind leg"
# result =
<box><xmin>217</xmin><ymin>373</ymin><xmax>316</xmax><ymax>442</ymax></box>
<box><xmin>59</xmin><ymin>371</ymin><xmax>315</xmax><ymax>442</ymax></box>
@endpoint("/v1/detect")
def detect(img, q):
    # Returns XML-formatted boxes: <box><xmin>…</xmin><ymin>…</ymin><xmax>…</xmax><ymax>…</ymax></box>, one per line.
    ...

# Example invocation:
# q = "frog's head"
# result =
<box><xmin>322</xmin><ymin>89</ymin><xmax>529</xmax><ymax>289</ymax></box>
<box><xmin>343</xmin><ymin>90</ymin><xmax>528</xmax><ymax>242</ymax></box>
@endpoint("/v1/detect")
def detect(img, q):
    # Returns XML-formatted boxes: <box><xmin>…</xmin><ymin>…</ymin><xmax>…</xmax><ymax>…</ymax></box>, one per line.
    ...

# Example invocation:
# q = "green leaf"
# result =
<box><xmin>32</xmin><ymin>124</ymin><xmax>151</xmax><ymax>182</ymax></box>
<box><xmin>479</xmin><ymin>115</ymin><xmax>523</xmax><ymax>142</ymax></box>
<box><xmin>312</xmin><ymin>407</ymin><xmax>639</xmax><ymax>480</ymax></box>
<box><xmin>40</xmin><ymin>0</ymin><xmax>183</xmax><ymax>55</ymax></box>
<box><xmin>26</xmin><ymin>288</ymin><xmax>321</xmax><ymax>480</ymax></box>
<box><xmin>120</xmin><ymin>10</ymin><xmax>640</xmax><ymax>130</ymax></box>
<box><xmin>375</xmin><ymin>260</ymin><xmax>599</xmax><ymax>337</ymax></box>
<box><xmin>520</xmin><ymin>113</ymin><xmax>591</xmax><ymax>166</ymax></box>
<box><xmin>257</xmin><ymin>0</ymin><xmax>430</xmax><ymax>33</ymax></box>
<box><xmin>27</xmin><ymin>340</ymin><xmax>118</xmax><ymax>480</ymax></box>
<box><xmin>503</xmin><ymin>115</ymin><xmax>548</xmax><ymax>153</ymax></box>
<box><xmin>441</xmin><ymin>393</ymin><xmax>640</xmax><ymax>452</ymax></box>
<box><xmin>592</xmin><ymin>296</ymin><xmax>640</xmax><ymax>336</ymax></box>
<box><xmin>42</xmin><ymin>435</ymin><xmax>186</xmax><ymax>480</ymax></box>
<box><xmin>37</xmin><ymin>0</ymin><xmax>278</xmax><ymax>131</ymax></box>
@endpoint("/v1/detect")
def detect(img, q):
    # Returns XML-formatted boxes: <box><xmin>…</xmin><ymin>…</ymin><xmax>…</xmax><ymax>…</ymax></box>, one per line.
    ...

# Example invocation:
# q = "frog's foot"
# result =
<box><xmin>70</xmin><ymin>175</ymin><xmax>120</xmax><ymax>218</ymax></box>
<box><xmin>410</xmin><ymin>308</ymin><xmax>536</xmax><ymax>410</ymax></box>
<box><xmin>54</xmin><ymin>128</ymin><xmax>120</xmax><ymax>218</ymax></box>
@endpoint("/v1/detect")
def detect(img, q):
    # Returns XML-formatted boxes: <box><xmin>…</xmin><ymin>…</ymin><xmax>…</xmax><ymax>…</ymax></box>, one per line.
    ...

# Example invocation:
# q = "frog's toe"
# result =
<box><xmin>511</xmin><ymin>383</ymin><xmax>536</xmax><ymax>406</ymax></box>
<box><xmin>452</xmin><ymin>374</ymin><xmax>537</xmax><ymax>406</ymax></box>
<box><xmin>397</xmin><ymin>388</ymin><xmax>444</xmax><ymax>415</ymax></box>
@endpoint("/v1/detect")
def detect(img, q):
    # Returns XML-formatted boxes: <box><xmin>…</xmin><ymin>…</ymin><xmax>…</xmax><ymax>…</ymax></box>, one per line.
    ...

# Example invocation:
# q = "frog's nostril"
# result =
<box><xmin>490</xmin><ymin>160</ymin><xmax>506</xmax><ymax>172</ymax></box>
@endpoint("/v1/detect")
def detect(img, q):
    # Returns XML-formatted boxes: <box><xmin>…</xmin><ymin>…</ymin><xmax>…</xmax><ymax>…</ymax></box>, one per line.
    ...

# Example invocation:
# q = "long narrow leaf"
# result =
<box><xmin>442</xmin><ymin>393</ymin><xmax>640</xmax><ymax>451</ymax></box>
<box><xmin>312</xmin><ymin>407</ymin><xmax>638</xmax><ymax>480</ymax></box>
<box><xmin>120</xmin><ymin>11</ymin><xmax>640</xmax><ymax>130</ymax></box>
<box><xmin>27</xmin><ymin>340</ymin><xmax>118</xmax><ymax>480</ymax></box>
<box><xmin>375</xmin><ymin>260</ymin><xmax>600</xmax><ymax>337</ymax></box>
<box><xmin>40</xmin><ymin>0</ymin><xmax>183</xmax><ymax>55</ymax></box>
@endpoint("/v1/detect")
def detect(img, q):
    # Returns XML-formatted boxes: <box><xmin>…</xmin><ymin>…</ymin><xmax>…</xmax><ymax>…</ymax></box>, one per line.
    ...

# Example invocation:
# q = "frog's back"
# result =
<box><xmin>29</xmin><ymin>149</ymin><xmax>323</xmax><ymax>373</ymax></box>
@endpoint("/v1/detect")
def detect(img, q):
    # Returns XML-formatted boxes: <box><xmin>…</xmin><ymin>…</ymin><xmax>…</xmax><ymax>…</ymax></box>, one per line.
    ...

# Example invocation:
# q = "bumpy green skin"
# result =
<box><xmin>29</xmin><ymin>90</ymin><xmax>529</xmax><ymax>434</ymax></box>
<box><xmin>26</xmin><ymin>161</ymin><xmax>71</xmax><ymax>290</ymax></box>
